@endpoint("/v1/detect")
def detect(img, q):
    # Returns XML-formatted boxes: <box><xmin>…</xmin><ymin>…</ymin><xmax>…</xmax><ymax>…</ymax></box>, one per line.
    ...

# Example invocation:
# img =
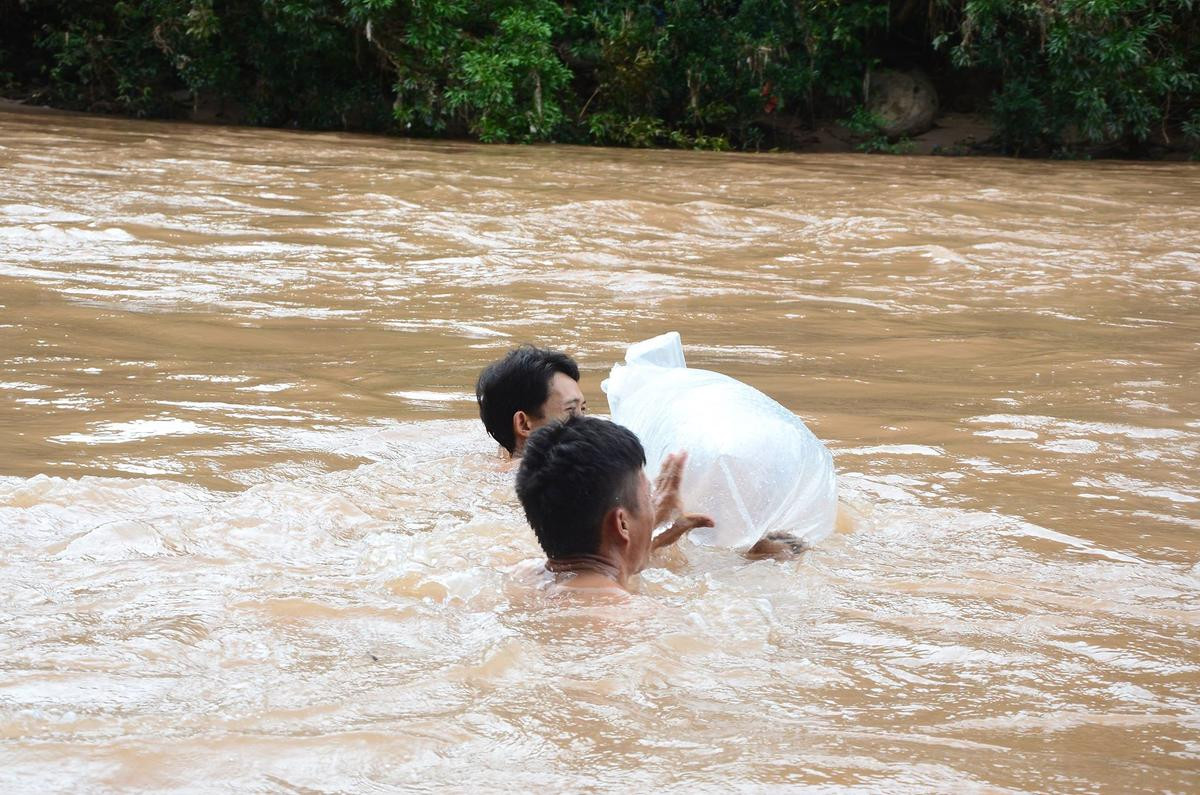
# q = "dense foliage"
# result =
<box><xmin>948</xmin><ymin>0</ymin><xmax>1200</xmax><ymax>155</ymax></box>
<box><xmin>2</xmin><ymin>0</ymin><xmax>1197</xmax><ymax>156</ymax></box>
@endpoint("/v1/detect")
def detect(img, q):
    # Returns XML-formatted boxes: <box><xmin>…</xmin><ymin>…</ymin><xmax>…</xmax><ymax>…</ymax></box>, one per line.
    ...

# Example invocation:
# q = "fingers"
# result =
<box><xmin>652</xmin><ymin>451</ymin><xmax>691</xmax><ymax>527</ymax></box>
<box><xmin>653</xmin><ymin>453</ymin><xmax>677</xmax><ymax>490</ymax></box>
<box><xmin>653</xmin><ymin>451</ymin><xmax>687</xmax><ymax>487</ymax></box>
<box><xmin>661</xmin><ymin>450</ymin><xmax>685</xmax><ymax>494</ymax></box>
<box><xmin>669</xmin><ymin>451</ymin><xmax>686</xmax><ymax>488</ymax></box>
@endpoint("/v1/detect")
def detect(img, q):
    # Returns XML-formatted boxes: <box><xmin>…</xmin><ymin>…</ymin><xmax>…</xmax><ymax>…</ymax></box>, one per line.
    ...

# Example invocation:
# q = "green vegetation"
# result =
<box><xmin>947</xmin><ymin>0</ymin><xmax>1200</xmax><ymax>156</ymax></box>
<box><xmin>841</xmin><ymin>106</ymin><xmax>915</xmax><ymax>154</ymax></box>
<box><xmin>2</xmin><ymin>0</ymin><xmax>1197</xmax><ymax>157</ymax></box>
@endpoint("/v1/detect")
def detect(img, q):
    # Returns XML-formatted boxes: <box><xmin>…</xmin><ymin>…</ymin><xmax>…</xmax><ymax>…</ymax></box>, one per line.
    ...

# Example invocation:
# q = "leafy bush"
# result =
<box><xmin>345</xmin><ymin>0</ymin><xmax>571</xmax><ymax>141</ymax></box>
<box><xmin>2</xmin><ymin>0</ymin><xmax>1197</xmax><ymax>156</ymax></box>
<box><xmin>565</xmin><ymin>0</ymin><xmax>888</xmax><ymax>148</ymax></box>
<box><xmin>443</xmin><ymin>0</ymin><xmax>571</xmax><ymax>142</ymax></box>
<box><xmin>841</xmin><ymin>106</ymin><xmax>915</xmax><ymax>154</ymax></box>
<box><xmin>15</xmin><ymin>0</ymin><xmax>394</xmax><ymax>129</ymax></box>
<box><xmin>947</xmin><ymin>0</ymin><xmax>1200</xmax><ymax>154</ymax></box>
<box><xmin>34</xmin><ymin>2</ymin><xmax>182</xmax><ymax>117</ymax></box>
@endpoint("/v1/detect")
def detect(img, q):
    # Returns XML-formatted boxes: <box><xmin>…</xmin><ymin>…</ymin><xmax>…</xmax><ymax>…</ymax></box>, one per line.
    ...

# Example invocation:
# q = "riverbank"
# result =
<box><xmin>0</xmin><ymin>97</ymin><xmax>1008</xmax><ymax>160</ymax></box>
<box><xmin>792</xmin><ymin>112</ymin><xmax>997</xmax><ymax>157</ymax></box>
<box><xmin>5</xmin><ymin>96</ymin><xmax>1198</xmax><ymax>161</ymax></box>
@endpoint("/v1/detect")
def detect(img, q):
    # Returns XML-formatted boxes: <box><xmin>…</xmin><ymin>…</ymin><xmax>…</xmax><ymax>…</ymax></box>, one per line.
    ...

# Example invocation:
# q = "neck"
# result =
<box><xmin>545</xmin><ymin>553</ymin><xmax>627</xmax><ymax>590</ymax></box>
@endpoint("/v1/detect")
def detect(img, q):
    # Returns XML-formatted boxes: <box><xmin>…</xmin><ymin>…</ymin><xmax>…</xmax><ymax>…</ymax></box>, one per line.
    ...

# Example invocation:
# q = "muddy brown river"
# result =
<box><xmin>1</xmin><ymin>106</ymin><xmax>1198</xmax><ymax>792</ymax></box>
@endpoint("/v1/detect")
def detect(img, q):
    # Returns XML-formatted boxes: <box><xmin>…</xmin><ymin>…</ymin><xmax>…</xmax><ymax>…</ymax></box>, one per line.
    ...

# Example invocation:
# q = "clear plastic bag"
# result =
<box><xmin>603</xmin><ymin>333</ymin><xmax>837</xmax><ymax>549</ymax></box>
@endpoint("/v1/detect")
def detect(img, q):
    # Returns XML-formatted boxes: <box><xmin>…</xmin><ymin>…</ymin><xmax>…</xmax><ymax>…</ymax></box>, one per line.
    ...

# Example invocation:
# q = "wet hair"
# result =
<box><xmin>475</xmin><ymin>344</ymin><xmax>580</xmax><ymax>453</ymax></box>
<box><xmin>516</xmin><ymin>415</ymin><xmax>646</xmax><ymax>559</ymax></box>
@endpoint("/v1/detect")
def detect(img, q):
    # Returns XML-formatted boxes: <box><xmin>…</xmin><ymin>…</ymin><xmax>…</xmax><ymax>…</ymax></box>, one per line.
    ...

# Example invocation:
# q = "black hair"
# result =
<box><xmin>475</xmin><ymin>344</ymin><xmax>580</xmax><ymax>453</ymax></box>
<box><xmin>516</xmin><ymin>415</ymin><xmax>647</xmax><ymax>559</ymax></box>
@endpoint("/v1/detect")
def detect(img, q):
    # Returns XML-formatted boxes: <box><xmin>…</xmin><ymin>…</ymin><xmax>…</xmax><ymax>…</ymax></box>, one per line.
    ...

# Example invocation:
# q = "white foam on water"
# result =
<box><xmin>49</xmin><ymin>418</ymin><xmax>212</xmax><ymax>445</ymax></box>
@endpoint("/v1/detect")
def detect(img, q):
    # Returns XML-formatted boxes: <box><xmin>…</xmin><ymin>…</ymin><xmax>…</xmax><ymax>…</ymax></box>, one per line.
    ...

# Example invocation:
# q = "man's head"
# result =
<box><xmin>476</xmin><ymin>345</ymin><xmax>585</xmax><ymax>455</ymax></box>
<box><xmin>516</xmin><ymin>416</ymin><xmax>654</xmax><ymax>572</ymax></box>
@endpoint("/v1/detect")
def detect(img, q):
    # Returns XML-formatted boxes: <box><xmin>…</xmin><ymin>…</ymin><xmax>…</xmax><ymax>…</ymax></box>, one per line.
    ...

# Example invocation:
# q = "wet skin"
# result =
<box><xmin>511</xmin><ymin>372</ymin><xmax>587</xmax><ymax>457</ymax></box>
<box><xmin>546</xmin><ymin>452</ymin><xmax>714</xmax><ymax>593</ymax></box>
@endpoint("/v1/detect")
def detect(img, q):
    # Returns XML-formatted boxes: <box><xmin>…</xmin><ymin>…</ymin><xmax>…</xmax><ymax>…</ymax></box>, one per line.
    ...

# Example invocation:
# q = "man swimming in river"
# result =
<box><xmin>476</xmin><ymin>345</ymin><xmax>585</xmax><ymax>458</ymax></box>
<box><xmin>482</xmin><ymin>345</ymin><xmax>816</xmax><ymax>560</ymax></box>
<box><xmin>516</xmin><ymin>415</ymin><xmax>713</xmax><ymax>594</ymax></box>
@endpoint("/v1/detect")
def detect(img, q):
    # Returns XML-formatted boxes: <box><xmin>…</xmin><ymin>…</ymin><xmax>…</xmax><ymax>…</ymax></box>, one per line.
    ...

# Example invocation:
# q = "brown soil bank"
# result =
<box><xmin>0</xmin><ymin>97</ymin><xmax>994</xmax><ymax>160</ymax></box>
<box><xmin>761</xmin><ymin>112</ymin><xmax>997</xmax><ymax>157</ymax></box>
<box><xmin>0</xmin><ymin>96</ymin><xmax>1193</xmax><ymax>162</ymax></box>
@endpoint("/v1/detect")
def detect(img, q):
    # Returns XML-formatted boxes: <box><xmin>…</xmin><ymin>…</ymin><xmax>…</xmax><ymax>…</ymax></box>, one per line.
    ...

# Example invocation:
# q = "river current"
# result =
<box><xmin>1</xmin><ymin>107</ymin><xmax>1198</xmax><ymax>792</ymax></box>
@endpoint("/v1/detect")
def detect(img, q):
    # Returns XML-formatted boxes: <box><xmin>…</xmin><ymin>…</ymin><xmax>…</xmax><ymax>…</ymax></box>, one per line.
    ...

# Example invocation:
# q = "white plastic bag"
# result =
<box><xmin>603</xmin><ymin>332</ymin><xmax>837</xmax><ymax>549</ymax></box>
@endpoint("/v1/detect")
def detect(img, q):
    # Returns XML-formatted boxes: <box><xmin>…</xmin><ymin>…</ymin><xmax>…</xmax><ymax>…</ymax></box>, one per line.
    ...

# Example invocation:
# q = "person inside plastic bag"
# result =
<box><xmin>516</xmin><ymin>415</ymin><xmax>713</xmax><ymax>594</ymax></box>
<box><xmin>475</xmin><ymin>344</ymin><xmax>587</xmax><ymax>459</ymax></box>
<box><xmin>604</xmin><ymin>332</ymin><xmax>840</xmax><ymax>558</ymax></box>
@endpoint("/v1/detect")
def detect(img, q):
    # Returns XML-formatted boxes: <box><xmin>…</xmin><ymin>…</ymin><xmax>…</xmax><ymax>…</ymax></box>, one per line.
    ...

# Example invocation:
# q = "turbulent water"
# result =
<box><xmin>1</xmin><ymin>106</ymin><xmax>1198</xmax><ymax>792</ymax></box>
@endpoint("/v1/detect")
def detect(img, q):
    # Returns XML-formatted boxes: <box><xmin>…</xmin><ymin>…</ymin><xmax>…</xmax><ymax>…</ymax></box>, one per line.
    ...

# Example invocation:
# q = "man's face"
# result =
<box><xmin>529</xmin><ymin>372</ymin><xmax>586</xmax><ymax>431</ymax></box>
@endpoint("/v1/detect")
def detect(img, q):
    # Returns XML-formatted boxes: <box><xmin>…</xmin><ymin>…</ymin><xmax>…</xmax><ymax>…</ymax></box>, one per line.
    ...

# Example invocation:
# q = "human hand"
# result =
<box><xmin>650</xmin><ymin>451</ymin><xmax>713</xmax><ymax>550</ymax></box>
<box><xmin>652</xmin><ymin>451</ymin><xmax>688</xmax><ymax>527</ymax></box>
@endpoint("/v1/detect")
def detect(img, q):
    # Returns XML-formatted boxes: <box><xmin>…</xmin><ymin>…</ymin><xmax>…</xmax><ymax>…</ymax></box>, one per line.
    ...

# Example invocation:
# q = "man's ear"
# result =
<box><xmin>610</xmin><ymin>507</ymin><xmax>632</xmax><ymax>546</ymax></box>
<box><xmin>512</xmin><ymin>410</ymin><xmax>533</xmax><ymax>442</ymax></box>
